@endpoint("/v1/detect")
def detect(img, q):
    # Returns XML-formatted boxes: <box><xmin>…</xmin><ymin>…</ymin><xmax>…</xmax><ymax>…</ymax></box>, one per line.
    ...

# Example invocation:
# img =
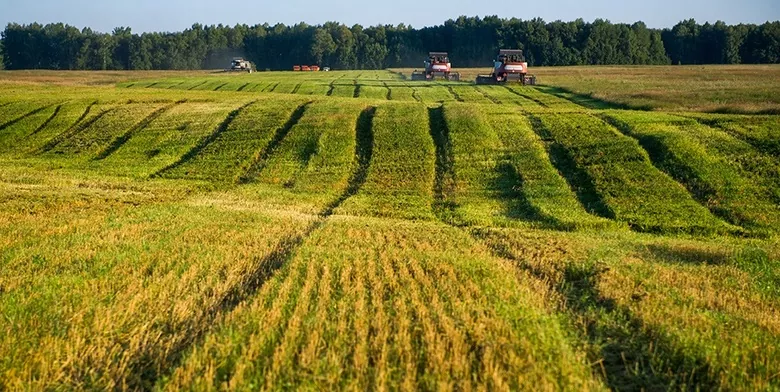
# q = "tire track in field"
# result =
<box><xmin>94</xmin><ymin>100</ymin><xmax>187</xmax><ymax>161</ymax></box>
<box><xmin>38</xmin><ymin>104</ymin><xmax>115</xmax><ymax>153</ymax></box>
<box><xmin>213</xmin><ymin>82</ymin><xmax>229</xmax><ymax>91</ymax></box>
<box><xmin>28</xmin><ymin>104</ymin><xmax>63</xmax><ymax>136</ymax></box>
<box><xmin>326</xmin><ymin>81</ymin><xmax>336</xmax><ymax>96</ymax></box>
<box><xmin>236</xmin><ymin>102</ymin><xmax>312</xmax><ymax>183</ymax></box>
<box><xmin>236</xmin><ymin>82</ymin><xmax>251</xmax><ymax>92</ymax></box>
<box><xmin>353</xmin><ymin>84</ymin><xmax>362</xmax><ymax>98</ymax></box>
<box><xmin>0</xmin><ymin>104</ymin><xmax>53</xmax><ymax>133</ymax></box>
<box><xmin>427</xmin><ymin>109</ymin><xmax>718</xmax><ymax>390</ymax></box>
<box><xmin>152</xmin><ymin>100</ymin><xmax>257</xmax><ymax>177</ymax></box>
<box><xmin>146</xmin><ymin>82</ymin><xmax>160</xmax><ymax>89</ymax></box>
<box><xmin>148</xmin><ymin>106</ymin><xmax>377</xmax><ymax>390</ymax></box>
<box><xmin>503</xmin><ymin>86</ymin><xmax>548</xmax><ymax>107</ymax></box>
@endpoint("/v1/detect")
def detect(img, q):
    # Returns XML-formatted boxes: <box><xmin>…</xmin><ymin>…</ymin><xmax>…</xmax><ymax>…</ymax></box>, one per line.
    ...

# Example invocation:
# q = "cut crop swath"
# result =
<box><xmin>100</xmin><ymin>100</ymin><xmax>253</xmax><ymax>178</ymax></box>
<box><xmin>160</xmin><ymin>97</ymin><xmax>307</xmax><ymax>182</ymax></box>
<box><xmin>534</xmin><ymin>113</ymin><xmax>730</xmax><ymax>234</ymax></box>
<box><xmin>254</xmin><ymin>101</ymin><xmax>366</xmax><ymax>207</ymax></box>
<box><xmin>440</xmin><ymin>103</ymin><xmax>617</xmax><ymax>230</ymax></box>
<box><xmin>337</xmin><ymin>103</ymin><xmax>436</xmax><ymax>220</ymax></box>
<box><xmin>605</xmin><ymin>111</ymin><xmax>780</xmax><ymax>235</ymax></box>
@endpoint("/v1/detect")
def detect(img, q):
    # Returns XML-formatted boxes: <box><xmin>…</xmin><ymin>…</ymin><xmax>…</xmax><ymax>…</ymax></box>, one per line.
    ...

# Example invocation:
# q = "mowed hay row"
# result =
<box><xmin>356</xmin><ymin>85</ymin><xmax>388</xmax><ymax>100</ymax></box>
<box><xmin>254</xmin><ymin>100</ymin><xmax>367</xmax><ymax>205</ymax></box>
<box><xmin>517</xmin><ymin>86</ymin><xmax>589</xmax><ymax>110</ymax></box>
<box><xmin>387</xmin><ymin>85</ymin><xmax>418</xmax><ymax>101</ymax></box>
<box><xmin>449</xmin><ymin>85</ymin><xmax>492</xmax><ymax>104</ymax></box>
<box><xmin>295</xmin><ymin>82</ymin><xmax>331</xmax><ymax>96</ymax></box>
<box><xmin>440</xmin><ymin>103</ymin><xmax>616</xmax><ymax>230</ymax></box>
<box><xmin>0</xmin><ymin>100</ymin><xmax>60</xmax><ymax>131</ymax></box>
<box><xmin>162</xmin><ymin>217</ymin><xmax>600</xmax><ymax>391</ymax></box>
<box><xmin>0</xmin><ymin>104</ymin><xmax>63</xmax><ymax>154</ymax></box>
<box><xmin>605</xmin><ymin>111</ymin><xmax>780</xmax><ymax>234</ymax></box>
<box><xmin>337</xmin><ymin>103</ymin><xmax>436</xmax><ymax>220</ymax></box>
<box><xmin>413</xmin><ymin>85</ymin><xmax>456</xmax><ymax>103</ymax></box>
<box><xmin>11</xmin><ymin>100</ymin><xmax>98</xmax><ymax>154</ymax></box>
<box><xmin>42</xmin><ymin>103</ymin><xmax>167</xmax><ymax>158</ymax></box>
<box><xmin>160</xmin><ymin>97</ymin><xmax>309</xmax><ymax>182</ymax></box>
<box><xmin>272</xmin><ymin>82</ymin><xmax>302</xmax><ymax>94</ymax></box>
<box><xmin>693</xmin><ymin>114</ymin><xmax>780</xmax><ymax>161</ymax></box>
<box><xmin>486</xmin><ymin>228</ymin><xmax>780</xmax><ymax>391</ymax></box>
<box><xmin>99</xmin><ymin>100</ymin><xmax>254</xmax><ymax>178</ymax></box>
<box><xmin>474</xmin><ymin>85</ymin><xmax>544</xmax><ymax>107</ymax></box>
<box><xmin>188</xmin><ymin>79</ymin><xmax>231</xmax><ymax>91</ymax></box>
<box><xmin>330</xmin><ymin>84</ymin><xmax>357</xmax><ymax>98</ymax></box>
<box><xmin>0</xmin><ymin>184</ymin><xmax>318</xmax><ymax>390</ymax></box>
<box><xmin>533</xmin><ymin>113</ymin><xmax>730</xmax><ymax>234</ymax></box>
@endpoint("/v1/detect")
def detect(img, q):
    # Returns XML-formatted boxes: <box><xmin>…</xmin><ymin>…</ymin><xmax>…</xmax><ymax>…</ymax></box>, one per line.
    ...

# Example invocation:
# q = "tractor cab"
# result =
<box><xmin>476</xmin><ymin>49</ymin><xmax>536</xmax><ymax>85</ymax></box>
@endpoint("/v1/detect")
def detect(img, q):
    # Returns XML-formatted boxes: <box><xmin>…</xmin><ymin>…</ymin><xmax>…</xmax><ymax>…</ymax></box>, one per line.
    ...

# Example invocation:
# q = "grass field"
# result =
<box><xmin>0</xmin><ymin>67</ymin><xmax>778</xmax><ymax>390</ymax></box>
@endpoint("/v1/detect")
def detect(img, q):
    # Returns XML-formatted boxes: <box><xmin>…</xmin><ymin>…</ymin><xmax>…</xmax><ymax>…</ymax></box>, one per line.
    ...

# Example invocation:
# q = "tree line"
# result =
<box><xmin>1</xmin><ymin>16</ymin><xmax>779</xmax><ymax>71</ymax></box>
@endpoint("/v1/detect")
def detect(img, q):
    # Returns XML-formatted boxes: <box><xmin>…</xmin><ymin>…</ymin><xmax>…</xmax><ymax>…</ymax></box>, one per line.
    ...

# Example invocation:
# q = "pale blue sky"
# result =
<box><xmin>0</xmin><ymin>0</ymin><xmax>777</xmax><ymax>33</ymax></box>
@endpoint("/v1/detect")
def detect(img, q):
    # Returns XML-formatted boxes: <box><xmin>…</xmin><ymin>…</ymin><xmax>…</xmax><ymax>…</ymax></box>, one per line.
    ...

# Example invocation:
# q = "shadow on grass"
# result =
<box><xmin>527</xmin><ymin>115</ymin><xmax>616</xmax><ymax>220</ymax></box>
<box><xmin>469</xmin><ymin>228</ymin><xmax>720</xmax><ymax>391</ymax></box>
<box><xmin>130</xmin><ymin>105</ymin><xmax>378</xmax><ymax>390</ymax></box>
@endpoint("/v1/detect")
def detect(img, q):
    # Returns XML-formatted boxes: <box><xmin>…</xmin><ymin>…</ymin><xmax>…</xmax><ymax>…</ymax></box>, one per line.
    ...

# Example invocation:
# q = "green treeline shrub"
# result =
<box><xmin>2</xmin><ymin>18</ymin><xmax>779</xmax><ymax>70</ymax></box>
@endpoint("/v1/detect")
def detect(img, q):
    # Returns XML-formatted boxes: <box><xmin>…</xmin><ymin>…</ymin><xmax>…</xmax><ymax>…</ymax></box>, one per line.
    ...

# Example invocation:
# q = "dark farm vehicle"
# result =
<box><xmin>411</xmin><ymin>52</ymin><xmax>461</xmax><ymax>81</ymax></box>
<box><xmin>475</xmin><ymin>49</ymin><xmax>536</xmax><ymax>85</ymax></box>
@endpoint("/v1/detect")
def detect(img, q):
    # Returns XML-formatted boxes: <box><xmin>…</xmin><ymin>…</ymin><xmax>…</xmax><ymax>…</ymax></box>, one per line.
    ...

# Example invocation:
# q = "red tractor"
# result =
<box><xmin>476</xmin><ymin>49</ymin><xmax>537</xmax><ymax>85</ymax></box>
<box><xmin>411</xmin><ymin>52</ymin><xmax>461</xmax><ymax>81</ymax></box>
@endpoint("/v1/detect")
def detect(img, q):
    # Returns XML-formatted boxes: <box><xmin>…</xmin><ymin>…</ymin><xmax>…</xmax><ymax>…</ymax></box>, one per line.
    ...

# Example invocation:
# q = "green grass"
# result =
<box><xmin>337</xmin><ymin>103</ymin><xmax>435</xmax><ymax>220</ymax></box>
<box><xmin>605</xmin><ymin>111</ymin><xmax>780</xmax><ymax>235</ymax></box>
<box><xmin>0</xmin><ymin>69</ymin><xmax>778</xmax><ymax>391</ymax></box>
<box><xmin>533</xmin><ymin>113</ymin><xmax>730</xmax><ymax>234</ymax></box>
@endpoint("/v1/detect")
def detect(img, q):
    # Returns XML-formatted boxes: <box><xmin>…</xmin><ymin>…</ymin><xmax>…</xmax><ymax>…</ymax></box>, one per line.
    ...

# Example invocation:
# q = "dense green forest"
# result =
<box><xmin>1</xmin><ymin>17</ymin><xmax>779</xmax><ymax>70</ymax></box>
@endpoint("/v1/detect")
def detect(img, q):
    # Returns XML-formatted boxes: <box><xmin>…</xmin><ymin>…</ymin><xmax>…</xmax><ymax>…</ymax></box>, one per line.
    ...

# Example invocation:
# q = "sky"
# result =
<box><xmin>0</xmin><ymin>0</ymin><xmax>778</xmax><ymax>33</ymax></box>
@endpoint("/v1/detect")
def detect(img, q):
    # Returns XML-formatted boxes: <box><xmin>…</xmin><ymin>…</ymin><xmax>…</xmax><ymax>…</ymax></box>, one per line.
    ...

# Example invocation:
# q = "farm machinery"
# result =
<box><xmin>411</xmin><ymin>52</ymin><xmax>461</xmax><ymax>81</ymax></box>
<box><xmin>227</xmin><ymin>58</ymin><xmax>253</xmax><ymax>73</ymax></box>
<box><xmin>475</xmin><ymin>49</ymin><xmax>536</xmax><ymax>85</ymax></box>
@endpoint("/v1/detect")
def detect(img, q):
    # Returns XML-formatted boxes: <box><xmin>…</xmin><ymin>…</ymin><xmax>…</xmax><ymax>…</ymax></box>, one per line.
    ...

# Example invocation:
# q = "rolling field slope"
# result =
<box><xmin>0</xmin><ymin>69</ymin><xmax>778</xmax><ymax>391</ymax></box>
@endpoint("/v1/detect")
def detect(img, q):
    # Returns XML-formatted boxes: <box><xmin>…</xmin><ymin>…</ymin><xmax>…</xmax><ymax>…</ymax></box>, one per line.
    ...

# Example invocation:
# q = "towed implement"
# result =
<box><xmin>476</xmin><ymin>49</ymin><xmax>536</xmax><ymax>85</ymax></box>
<box><xmin>411</xmin><ymin>52</ymin><xmax>461</xmax><ymax>81</ymax></box>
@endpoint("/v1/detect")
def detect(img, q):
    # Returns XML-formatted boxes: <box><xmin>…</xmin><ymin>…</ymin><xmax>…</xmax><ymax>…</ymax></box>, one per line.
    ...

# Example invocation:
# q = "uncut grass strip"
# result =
<box><xmin>532</xmin><ymin>113</ymin><xmax>730</xmax><ymax>234</ymax></box>
<box><xmin>335</xmin><ymin>103</ymin><xmax>436</xmax><ymax>220</ymax></box>
<box><xmin>37</xmin><ymin>106</ymin><xmax>115</xmax><ymax>153</ymax></box>
<box><xmin>95</xmin><ymin>100</ymin><xmax>186</xmax><ymax>161</ymax></box>
<box><xmin>163</xmin><ymin>99</ymin><xmax>307</xmax><ymax>182</ymax></box>
<box><xmin>602</xmin><ymin>112</ymin><xmax>780</xmax><ymax>234</ymax></box>
<box><xmin>186</xmin><ymin>80</ymin><xmax>209</xmax><ymax>91</ymax></box>
<box><xmin>0</xmin><ymin>105</ymin><xmax>63</xmax><ymax>154</ymax></box>
<box><xmin>236</xmin><ymin>102</ymin><xmax>312</xmax><ymax>184</ymax></box>
<box><xmin>153</xmin><ymin>100</ymin><xmax>258</xmax><ymax>177</ymax></box>
<box><xmin>475</xmin><ymin>86</ymin><xmax>501</xmax><ymax>104</ymax></box>
<box><xmin>50</xmin><ymin>103</ymin><xmax>166</xmax><ymax>157</ymax></box>
<box><xmin>0</xmin><ymin>104</ymin><xmax>52</xmax><ymax>133</ymax></box>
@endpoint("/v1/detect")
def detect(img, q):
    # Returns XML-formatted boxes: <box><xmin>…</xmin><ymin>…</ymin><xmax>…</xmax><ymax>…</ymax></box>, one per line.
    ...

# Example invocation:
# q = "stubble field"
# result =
<box><xmin>0</xmin><ymin>66</ymin><xmax>779</xmax><ymax>391</ymax></box>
